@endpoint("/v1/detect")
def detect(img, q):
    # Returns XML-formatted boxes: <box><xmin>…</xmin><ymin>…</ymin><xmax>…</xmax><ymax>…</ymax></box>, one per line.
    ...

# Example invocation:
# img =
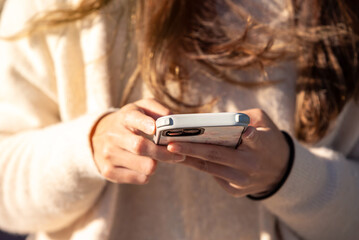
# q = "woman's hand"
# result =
<box><xmin>91</xmin><ymin>99</ymin><xmax>185</xmax><ymax>185</ymax></box>
<box><xmin>167</xmin><ymin>108</ymin><xmax>290</xmax><ymax>197</ymax></box>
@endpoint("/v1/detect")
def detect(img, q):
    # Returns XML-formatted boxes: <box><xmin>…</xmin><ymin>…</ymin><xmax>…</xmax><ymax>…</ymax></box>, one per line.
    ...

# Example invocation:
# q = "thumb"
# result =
<box><xmin>241</xmin><ymin>126</ymin><xmax>260</xmax><ymax>148</ymax></box>
<box><xmin>135</xmin><ymin>98</ymin><xmax>171</xmax><ymax>119</ymax></box>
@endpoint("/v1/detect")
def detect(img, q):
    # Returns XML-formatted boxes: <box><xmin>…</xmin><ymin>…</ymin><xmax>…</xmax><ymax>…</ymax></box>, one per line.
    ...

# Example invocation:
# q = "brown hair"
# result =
<box><xmin>293</xmin><ymin>0</ymin><xmax>359</xmax><ymax>142</ymax></box>
<box><xmin>134</xmin><ymin>0</ymin><xmax>299</xmax><ymax>109</ymax></box>
<box><xmin>136</xmin><ymin>0</ymin><xmax>359</xmax><ymax>143</ymax></box>
<box><xmin>8</xmin><ymin>0</ymin><xmax>359</xmax><ymax>143</ymax></box>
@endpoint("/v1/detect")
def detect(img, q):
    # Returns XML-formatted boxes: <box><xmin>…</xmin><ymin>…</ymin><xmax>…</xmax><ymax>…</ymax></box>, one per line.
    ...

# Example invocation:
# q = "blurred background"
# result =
<box><xmin>0</xmin><ymin>2</ymin><xmax>27</xmax><ymax>239</ymax></box>
<box><xmin>0</xmin><ymin>231</ymin><xmax>26</xmax><ymax>240</ymax></box>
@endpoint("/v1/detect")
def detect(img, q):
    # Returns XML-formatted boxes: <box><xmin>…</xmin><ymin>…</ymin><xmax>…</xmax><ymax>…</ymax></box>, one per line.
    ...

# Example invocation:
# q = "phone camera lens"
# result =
<box><xmin>183</xmin><ymin>129</ymin><xmax>201</xmax><ymax>135</ymax></box>
<box><xmin>164</xmin><ymin>128</ymin><xmax>204</xmax><ymax>137</ymax></box>
<box><xmin>166</xmin><ymin>130</ymin><xmax>183</xmax><ymax>136</ymax></box>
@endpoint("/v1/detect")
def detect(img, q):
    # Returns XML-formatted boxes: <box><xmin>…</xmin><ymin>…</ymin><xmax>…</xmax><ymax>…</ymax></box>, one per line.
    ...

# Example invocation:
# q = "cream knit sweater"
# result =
<box><xmin>0</xmin><ymin>0</ymin><xmax>359</xmax><ymax>240</ymax></box>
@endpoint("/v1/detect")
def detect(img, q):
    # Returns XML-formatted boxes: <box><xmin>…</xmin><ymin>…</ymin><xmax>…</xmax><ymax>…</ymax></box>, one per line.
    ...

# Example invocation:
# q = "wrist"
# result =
<box><xmin>89</xmin><ymin>109</ymin><xmax>118</xmax><ymax>166</ymax></box>
<box><xmin>247</xmin><ymin>131</ymin><xmax>295</xmax><ymax>200</ymax></box>
<box><xmin>90</xmin><ymin>109</ymin><xmax>118</xmax><ymax>142</ymax></box>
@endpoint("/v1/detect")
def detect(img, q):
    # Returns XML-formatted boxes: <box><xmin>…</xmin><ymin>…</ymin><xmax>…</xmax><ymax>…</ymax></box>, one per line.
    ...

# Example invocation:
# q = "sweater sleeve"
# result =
<box><xmin>0</xmin><ymin>116</ymin><xmax>107</xmax><ymax>234</ymax></box>
<box><xmin>263</xmin><ymin>137</ymin><xmax>359</xmax><ymax>240</ymax></box>
<box><xmin>0</xmin><ymin>1</ymin><xmax>107</xmax><ymax>234</ymax></box>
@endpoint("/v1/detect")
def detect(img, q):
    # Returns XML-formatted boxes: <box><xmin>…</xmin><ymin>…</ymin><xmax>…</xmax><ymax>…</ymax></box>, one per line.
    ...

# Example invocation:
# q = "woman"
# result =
<box><xmin>0</xmin><ymin>0</ymin><xmax>358</xmax><ymax>239</ymax></box>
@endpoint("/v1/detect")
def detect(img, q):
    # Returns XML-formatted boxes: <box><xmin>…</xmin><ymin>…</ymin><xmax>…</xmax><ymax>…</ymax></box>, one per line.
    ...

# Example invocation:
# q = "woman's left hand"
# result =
<box><xmin>167</xmin><ymin>108</ymin><xmax>290</xmax><ymax>198</ymax></box>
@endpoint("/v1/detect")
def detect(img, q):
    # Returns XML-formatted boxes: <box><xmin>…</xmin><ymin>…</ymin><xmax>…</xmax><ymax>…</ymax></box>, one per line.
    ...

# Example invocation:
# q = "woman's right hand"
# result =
<box><xmin>91</xmin><ymin>99</ymin><xmax>185</xmax><ymax>185</ymax></box>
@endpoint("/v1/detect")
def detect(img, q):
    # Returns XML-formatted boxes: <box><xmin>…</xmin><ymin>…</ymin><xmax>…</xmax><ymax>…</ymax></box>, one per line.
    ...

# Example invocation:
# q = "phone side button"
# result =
<box><xmin>156</xmin><ymin>117</ymin><xmax>173</xmax><ymax>128</ymax></box>
<box><xmin>235</xmin><ymin>114</ymin><xmax>250</xmax><ymax>124</ymax></box>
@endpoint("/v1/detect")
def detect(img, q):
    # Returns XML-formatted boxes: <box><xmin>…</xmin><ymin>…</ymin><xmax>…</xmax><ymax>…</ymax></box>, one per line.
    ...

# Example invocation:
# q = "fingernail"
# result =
<box><xmin>174</xmin><ymin>155</ymin><xmax>186</xmax><ymax>162</ymax></box>
<box><xmin>247</xmin><ymin>130</ymin><xmax>255</xmax><ymax>139</ymax></box>
<box><xmin>244</xmin><ymin>127</ymin><xmax>255</xmax><ymax>139</ymax></box>
<box><xmin>167</xmin><ymin>144</ymin><xmax>180</xmax><ymax>153</ymax></box>
<box><xmin>146</xmin><ymin>121</ymin><xmax>155</xmax><ymax>133</ymax></box>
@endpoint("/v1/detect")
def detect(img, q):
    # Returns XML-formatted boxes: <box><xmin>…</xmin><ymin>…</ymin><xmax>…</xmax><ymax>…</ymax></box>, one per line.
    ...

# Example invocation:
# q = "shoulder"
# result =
<box><xmin>316</xmin><ymin>100</ymin><xmax>359</xmax><ymax>157</ymax></box>
<box><xmin>0</xmin><ymin>0</ymin><xmax>80</xmax><ymax>36</ymax></box>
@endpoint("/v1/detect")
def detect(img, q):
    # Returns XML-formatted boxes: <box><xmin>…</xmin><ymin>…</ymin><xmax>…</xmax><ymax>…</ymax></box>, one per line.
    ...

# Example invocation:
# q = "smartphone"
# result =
<box><xmin>153</xmin><ymin>112</ymin><xmax>250</xmax><ymax>148</ymax></box>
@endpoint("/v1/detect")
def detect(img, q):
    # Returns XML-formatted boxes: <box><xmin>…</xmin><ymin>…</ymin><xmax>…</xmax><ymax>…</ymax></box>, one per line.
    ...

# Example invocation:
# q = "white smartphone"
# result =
<box><xmin>153</xmin><ymin>112</ymin><xmax>250</xmax><ymax>148</ymax></box>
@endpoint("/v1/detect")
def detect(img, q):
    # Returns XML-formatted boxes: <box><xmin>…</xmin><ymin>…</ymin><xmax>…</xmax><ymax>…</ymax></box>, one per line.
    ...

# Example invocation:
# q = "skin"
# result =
<box><xmin>92</xmin><ymin>98</ymin><xmax>290</xmax><ymax>197</ymax></box>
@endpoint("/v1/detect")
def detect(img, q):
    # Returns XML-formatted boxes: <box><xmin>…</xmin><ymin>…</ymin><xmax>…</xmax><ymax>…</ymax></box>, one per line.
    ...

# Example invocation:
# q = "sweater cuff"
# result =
<box><xmin>59</xmin><ymin>110</ymin><xmax>117</xmax><ymax>181</ymax></box>
<box><xmin>261</xmin><ymin>139</ymin><xmax>327</xmax><ymax>211</ymax></box>
<box><xmin>88</xmin><ymin>108</ymin><xmax>118</xmax><ymax>170</ymax></box>
<box><xmin>60</xmin><ymin>113</ymin><xmax>109</xmax><ymax>181</ymax></box>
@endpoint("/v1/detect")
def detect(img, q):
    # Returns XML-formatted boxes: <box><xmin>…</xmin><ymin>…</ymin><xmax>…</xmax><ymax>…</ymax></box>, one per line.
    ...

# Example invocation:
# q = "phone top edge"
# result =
<box><xmin>156</xmin><ymin>117</ymin><xmax>174</xmax><ymax>128</ymax></box>
<box><xmin>156</xmin><ymin>112</ymin><xmax>250</xmax><ymax>129</ymax></box>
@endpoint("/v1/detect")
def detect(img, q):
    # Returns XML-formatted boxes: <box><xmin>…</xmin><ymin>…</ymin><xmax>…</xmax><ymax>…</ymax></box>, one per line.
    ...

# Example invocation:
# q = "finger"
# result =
<box><xmin>240</xmin><ymin>126</ymin><xmax>262</xmax><ymax>149</ymax></box>
<box><xmin>119</xmin><ymin>108</ymin><xmax>156</xmax><ymax>135</ymax></box>
<box><xmin>135</xmin><ymin>98</ymin><xmax>171</xmax><ymax>119</ymax></box>
<box><xmin>214</xmin><ymin>177</ymin><xmax>247</xmax><ymax>198</ymax></box>
<box><xmin>109</xmin><ymin>130</ymin><xmax>185</xmax><ymax>162</ymax></box>
<box><xmin>101</xmin><ymin>165</ymin><xmax>149</xmax><ymax>185</ymax></box>
<box><xmin>180</xmin><ymin>157</ymin><xmax>249</xmax><ymax>188</ymax></box>
<box><xmin>239</xmin><ymin>108</ymin><xmax>268</xmax><ymax>127</ymax></box>
<box><xmin>103</xmin><ymin>146</ymin><xmax>157</xmax><ymax>176</ymax></box>
<box><xmin>167</xmin><ymin>142</ymin><xmax>253</xmax><ymax>170</ymax></box>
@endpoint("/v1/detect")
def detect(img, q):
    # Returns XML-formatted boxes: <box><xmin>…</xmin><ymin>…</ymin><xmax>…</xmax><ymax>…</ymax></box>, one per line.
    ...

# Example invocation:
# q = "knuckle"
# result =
<box><xmin>132</xmin><ymin>137</ymin><xmax>147</xmax><ymax>155</ymax></box>
<box><xmin>122</xmin><ymin>110</ymin><xmax>137</xmax><ymax>125</ymax></box>
<box><xmin>222</xmin><ymin>184</ymin><xmax>245</xmax><ymax>198</ymax></box>
<box><xmin>142</xmin><ymin>159</ymin><xmax>157</xmax><ymax>175</ymax></box>
<box><xmin>162</xmin><ymin>108</ymin><xmax>171</xmax><ymax>116</ymax></box>
<box><xmin>232</xmin><ymin>190</ymin><xmax>246</xmax><ymax>198</ymax></box>
<box><xmin>101</xmin><ymin>164</ymin><xmax>115</xmax><ymax>179</ymax></box>
<box><xmin>102</xmin><ymin>146</ymin><xmax>113</xmax><ymax>161</ymax></box>
<box><xmin>136</xmin><ymin>175</ymin><xmax>149</xmax><ymax>185</ymax></box>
